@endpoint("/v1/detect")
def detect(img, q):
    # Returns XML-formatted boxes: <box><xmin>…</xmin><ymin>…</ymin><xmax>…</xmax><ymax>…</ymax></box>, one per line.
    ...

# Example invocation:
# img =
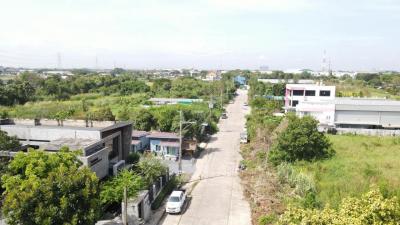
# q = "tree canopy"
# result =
<box><xmin>1</xmin><ymin>149</ymin><xmax>100</xmax><ymax>225</ymax></box>
<box><xmin>268</xmin><ymin>115</ymin><xmax>334</xmax><ymax>165</ymax></box>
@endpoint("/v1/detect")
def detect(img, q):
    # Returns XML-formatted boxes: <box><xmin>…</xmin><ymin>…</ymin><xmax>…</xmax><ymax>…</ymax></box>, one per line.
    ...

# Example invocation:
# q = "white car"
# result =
<box><xmin>166</xmin><ymin>190</ymin><xmax>186</xmax><ymax>214</ymax></box>
<box><xmin>240</xmin><ymin>132</ymin><xmax>248</xmax><ymax>143</ymax></box>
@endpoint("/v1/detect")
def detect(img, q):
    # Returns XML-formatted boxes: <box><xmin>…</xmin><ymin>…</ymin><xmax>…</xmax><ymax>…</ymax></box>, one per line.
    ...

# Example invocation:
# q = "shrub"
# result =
<box><xmin>258</xmin><ymin>214</ymin><xmax>277</xmax><ymax>225</ymax></box>
<box><xmin>268</xmin><ymin>115</ymin><xmax>334</xmax><ymax>165</ymax></box>
<box><xmin>278</xmin><ymin>189</ymin><xmax>400</xmax><ymax>224</ymax></box>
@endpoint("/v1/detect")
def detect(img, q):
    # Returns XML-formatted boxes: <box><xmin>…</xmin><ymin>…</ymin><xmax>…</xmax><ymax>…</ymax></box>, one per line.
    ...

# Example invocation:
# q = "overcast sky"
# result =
<box><xmin>0</xmin><ymin>0</ymin><xmax>399</xmax><ymax>70</ymax></box>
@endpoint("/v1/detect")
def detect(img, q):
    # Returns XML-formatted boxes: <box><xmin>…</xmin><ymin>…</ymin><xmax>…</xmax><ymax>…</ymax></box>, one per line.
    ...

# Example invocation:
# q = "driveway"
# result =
<box><xmin>159</xmin><ymin>89</ymin><xmax>251</xmax><ymax>225</ymax></box>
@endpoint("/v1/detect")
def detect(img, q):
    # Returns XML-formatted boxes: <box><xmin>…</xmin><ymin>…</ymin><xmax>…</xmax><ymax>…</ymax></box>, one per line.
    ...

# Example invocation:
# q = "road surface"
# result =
<box><xmin>160</xmin><ymin>89</ymin><xmax>251</xmax><ymax>225</ymax></box>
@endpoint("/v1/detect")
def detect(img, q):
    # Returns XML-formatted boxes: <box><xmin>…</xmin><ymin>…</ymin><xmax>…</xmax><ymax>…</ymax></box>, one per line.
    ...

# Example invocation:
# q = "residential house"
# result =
<box><xmin>146</xmin><ymin>132</ymin><xmax>180</xmax><ymax>160</ymax></box>
<box><xmin>0</xmin><ymin>119</ymin><xmax>132</xmax><ymax>179</ymax></box>
<box><xmin>131</xmin><ymin>130</ymin><xmax>150</xmax><ymax>152</ymax></box>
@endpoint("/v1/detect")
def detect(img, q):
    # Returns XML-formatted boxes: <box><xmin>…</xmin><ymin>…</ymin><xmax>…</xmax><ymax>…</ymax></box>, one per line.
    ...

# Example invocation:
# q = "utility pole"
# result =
<box><xmin>178</xmin><ymin>111</ymin><xmax>196</xmax><ymax>175</ymax></box>
<box><xmin>179</xmin><ymin>110</ymin><xmax>183</xmax><ymax>174</ymax></box>
<box><xmin>220</xmin><ymin>88</ymin><xmax>223</xmax><ymax>109</ymax></box>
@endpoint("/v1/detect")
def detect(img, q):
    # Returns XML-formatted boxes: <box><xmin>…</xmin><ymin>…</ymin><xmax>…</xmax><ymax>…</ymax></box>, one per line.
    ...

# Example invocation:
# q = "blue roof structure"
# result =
<box><xmin>234</xmin><ymin>75</ymin><xmax>246</xmax><ymax>85</ymax></box>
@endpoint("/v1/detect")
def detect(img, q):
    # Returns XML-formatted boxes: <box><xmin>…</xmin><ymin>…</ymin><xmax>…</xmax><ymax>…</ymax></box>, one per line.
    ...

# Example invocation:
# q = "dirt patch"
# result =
<box><xmin>239</xmin><ymin>126</ymin><xmax>287</xmax><ymax>225</ymax></box>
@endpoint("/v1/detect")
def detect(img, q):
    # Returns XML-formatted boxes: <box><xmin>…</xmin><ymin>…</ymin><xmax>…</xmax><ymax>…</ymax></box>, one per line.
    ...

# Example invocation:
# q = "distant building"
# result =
<box><xmin>202</xmin><ymin>71</ymin><xmax>221</xmax><ymax>81</ymax></box>
<box><xmin>234</xmin><ymin>75</ymin><xmax>246</xmax><ymax>86</ymax></box>
<box><xmin>258</xmin><ymin>79</ymin><xmax>315</xmax><ymax>84</ymax></box>
<box><xmin>149</xmin><ymin>98</ymin><xmax>203</xmax><ymax>105</ymax></box>
<box><xmin>0</xmin><ymin>120</ymin><xmax>132</xmax><ymax>179</ymax></box>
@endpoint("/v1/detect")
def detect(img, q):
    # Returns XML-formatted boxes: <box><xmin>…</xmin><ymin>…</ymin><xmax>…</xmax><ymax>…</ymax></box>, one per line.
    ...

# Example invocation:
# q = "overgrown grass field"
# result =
<box><xmin>294</xmin><ymin>134</ymin><xmax>400</xmax><ymax>208</ymax></box>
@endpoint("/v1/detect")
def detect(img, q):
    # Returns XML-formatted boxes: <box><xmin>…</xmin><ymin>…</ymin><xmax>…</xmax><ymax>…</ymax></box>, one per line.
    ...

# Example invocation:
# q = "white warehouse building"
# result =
<box><xmin>286</xmin><ymin>84</ymin><xmax>400</xmax><ymax>131</ymax></box>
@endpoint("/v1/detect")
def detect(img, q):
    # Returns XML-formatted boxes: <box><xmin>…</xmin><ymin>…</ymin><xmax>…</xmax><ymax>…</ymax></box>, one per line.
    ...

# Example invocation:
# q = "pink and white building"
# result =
<box><xmin>284</xmin><ymin>84</ymin><xmax>336</xmax><ymax>110</ymax></box>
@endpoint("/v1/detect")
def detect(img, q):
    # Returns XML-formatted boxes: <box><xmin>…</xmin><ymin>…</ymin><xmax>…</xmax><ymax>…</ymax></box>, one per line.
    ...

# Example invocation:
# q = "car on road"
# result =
<box><xmin>240</xmin><ymin>132</ymin><xmax>248</xmax><ymax>143</ymax></box>
<box><xmin>166</xmin><ymin>190</ymin><xmax>186</xmax><ymax>214</ymax></box>
<box><xmin>221</xmin><ymin>113</ymin><xmax>228</xmax><ymax>119</ymax></box>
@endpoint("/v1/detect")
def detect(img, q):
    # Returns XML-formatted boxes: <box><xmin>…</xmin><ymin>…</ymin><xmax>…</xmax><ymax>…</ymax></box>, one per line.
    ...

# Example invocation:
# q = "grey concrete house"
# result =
<box><xmin>0</xmin><ymin>120</ymin><xmax>132</xmax><ymax>179</ymax></box>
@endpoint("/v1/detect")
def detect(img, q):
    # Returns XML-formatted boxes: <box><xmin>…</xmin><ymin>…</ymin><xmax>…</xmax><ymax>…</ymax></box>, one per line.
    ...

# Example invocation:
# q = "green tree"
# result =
<box><xmin>100</xmin><ymin>169</ymin><xmax>144</xmax><ymax>207</ymax></box>
<box><xmin>268</xmin><ymin>115</ymin><xmax>334</xmax><ymax>165</ymax></box>
<box><xmin>135</xmin><ymin>155</ymin><xmax>168</xmax><ymax>186</ymax></box>
<box><xmin>1</xmin><ymin>149</ymin><xmax>100</xmax><ymax>225</ymax></box>
<box><xmin>131</xmin><ymin>109</ymin><xmax>155</xmax><ymax>131</ymax></box>
<box><xmin>0</xmin><ymin>130</ymin><xmax>20</xmax><ymax>151</ymax></box>
<box><xmin>90</xmin><ymin>107</ymin><xmax>115</xmax><ymax>121</ymax></box>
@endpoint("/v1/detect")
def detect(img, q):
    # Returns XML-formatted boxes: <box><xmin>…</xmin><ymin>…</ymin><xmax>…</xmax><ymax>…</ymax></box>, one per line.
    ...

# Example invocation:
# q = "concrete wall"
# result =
<box><xmin>80</xmin><ymin>147</ymin><xmax>110</xmax><ymax>179</ymax></box>
<box><xmin>336</xmin><ymin>128</ymin><xmax>400</xmax><ymax>136</ymax></box>
<box><xmin>11</xmin><ymin>118</ymin><xmax>115</xmax><ymax>128</ymax></box>
<box><xmin>0</xmin><ymin>126</ymin><xmax>101</xmax><ymax>141</ymax></box>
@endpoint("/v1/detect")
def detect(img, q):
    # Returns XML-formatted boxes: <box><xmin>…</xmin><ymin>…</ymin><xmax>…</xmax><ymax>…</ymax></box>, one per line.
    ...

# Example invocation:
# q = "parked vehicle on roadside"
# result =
<box><xmin>166</xmin><ymin>190</ymin><xmax>186</xmax><ymax>214</ymax></box>
<box><xmin>221</xmin><ymin>113</ymin><xmax>228</xmax><ymax>119</ymax></box>
<box><xmin>240</xmin><ymin>132</ymin><xmax>248</xmax><ymax>143</ymax></box>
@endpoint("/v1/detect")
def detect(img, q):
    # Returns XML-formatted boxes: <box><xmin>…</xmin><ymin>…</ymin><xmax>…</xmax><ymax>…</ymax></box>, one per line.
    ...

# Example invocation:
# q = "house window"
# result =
<box><xmin>320</xmin><ymin>90</ymin><xmax>331</xmax><ymax>96</ymax></box>
<box><xmin>292</xmin><ymin>90</ymin><xmax>304</xmax><ymax>96</ymax></box>
<box><xmin>89</xmin><ymin>157</ymin><xmax>102</xmax><ymax>167</ymax></box>
<box><xmin>166</xmin><ymin>147</ymin><xmax>177</xmax><ymax>156</ymax></box>
<box><xmin>305</xmin><ymin>90</ymin><xmax>316</xmax><ymax>96</ymax></box>
<box><xmin>292</xmin><ymin>100</ymin><xmax>299</xmax><ymax>107</ymax></box>
<box><xmin>155</xmin><ymin>145</ymin><xmax>161</xmax><ymax>151</ymax></box>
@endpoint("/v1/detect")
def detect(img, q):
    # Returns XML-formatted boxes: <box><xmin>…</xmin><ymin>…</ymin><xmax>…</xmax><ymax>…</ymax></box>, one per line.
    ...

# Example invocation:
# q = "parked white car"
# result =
<box><xmin>240</xmin><ymin>132</ymin><xmax>248</xmax><ymax>143</ymax></box>
<box><xmin>166</xmin><ymin>190</ymin><xmax>186</xmax><ymax>214</ymax></box>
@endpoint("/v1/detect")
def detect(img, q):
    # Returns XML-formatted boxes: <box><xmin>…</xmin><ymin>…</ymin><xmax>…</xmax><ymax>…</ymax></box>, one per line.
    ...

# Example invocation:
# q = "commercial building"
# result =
<box><xmin>297</xmin><ymin>98</ymin><xmax>400</xmax><ymax>129</ymax></box>
<box><xmin>285</xmin><ymin>84</ymin><xmax>336</xmax><ymax>110</ymax></box>
<box><xmin>288</xmin><ymin>84</ymin><xmax>400</xmax><ymax>133</ymax></box>
<box><xmin>0</xmin><ymin>119</ymin><xmax>132</xmax><ymax>179</ymax></box>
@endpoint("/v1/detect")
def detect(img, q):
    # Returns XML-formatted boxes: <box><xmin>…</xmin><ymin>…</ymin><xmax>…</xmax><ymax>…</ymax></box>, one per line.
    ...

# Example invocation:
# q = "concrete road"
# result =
<box><xmin>160</xmin><ymin>89</ymin><xmax>251</xmax><ymax>225</ymax></box>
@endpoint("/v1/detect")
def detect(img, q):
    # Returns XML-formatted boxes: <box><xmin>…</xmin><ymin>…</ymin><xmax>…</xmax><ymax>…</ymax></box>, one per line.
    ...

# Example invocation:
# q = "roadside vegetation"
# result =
<box><xmin>241</xmin><ymin>76</ymin><xmax>400</xmax><ymax>225</ymax></box>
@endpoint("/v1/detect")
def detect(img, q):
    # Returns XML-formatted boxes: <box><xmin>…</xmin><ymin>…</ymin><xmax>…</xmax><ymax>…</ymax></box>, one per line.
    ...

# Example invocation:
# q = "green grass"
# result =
<box><xmin>294</xmin><ymin>134</ymin><xmax>400</xmax><ymax>208</ymax></box>
<box><xmin>0</xmin><ymin>93</ymin><xmax>149</xmax><ymax>119</ymax></box>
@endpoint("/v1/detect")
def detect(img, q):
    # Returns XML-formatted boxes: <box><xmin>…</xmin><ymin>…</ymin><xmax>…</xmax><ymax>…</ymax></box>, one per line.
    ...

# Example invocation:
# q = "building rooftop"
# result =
<box><xmin>132</xmin><ymin>130</ymin><xmax>150</xmax><ymax>137</ymax></box>
<box><xmin>43</xmin><ymin>138</ymin><xmax>97</xmax><ymax>151</ymax></box>
<box><xmin>0</xmin><ymin>124</ymin><xmax>102</xmax><ymax>131</ymax></box>
<box><xmin>147</xmin><ymin>132</ymin><xmax>179</xmax><ymax>139</ymax></box>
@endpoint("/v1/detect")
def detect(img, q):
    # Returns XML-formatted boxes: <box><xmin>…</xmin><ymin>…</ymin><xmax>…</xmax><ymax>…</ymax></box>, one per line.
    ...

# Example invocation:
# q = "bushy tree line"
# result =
<box><xmin>117</xmin><ymin>104</ymin><xmax>220</xmax><ymax>141</ymax></box>
<box><xmin>0</xmin><ymin>72</ymin><xmax>150</xmax><ymax>105</ymax></box>
<box><xmin>248</xmin><ymin>77</ymin><xmax>285</xmax><ymax>99</ymax></box>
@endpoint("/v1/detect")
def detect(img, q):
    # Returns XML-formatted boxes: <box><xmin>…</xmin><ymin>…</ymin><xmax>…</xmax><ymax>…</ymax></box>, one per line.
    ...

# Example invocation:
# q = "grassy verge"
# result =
<box><xmin>294</xmin><ymin>134</ymin><xmax>400</xmax><ymax>208</ymax></box>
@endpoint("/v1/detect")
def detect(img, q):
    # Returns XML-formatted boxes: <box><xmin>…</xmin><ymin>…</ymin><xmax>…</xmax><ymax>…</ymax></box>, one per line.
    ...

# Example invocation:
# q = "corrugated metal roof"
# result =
<box><xmin>147</xmin><ymin>132</ymin><xmax>179</xmax><ymax>139</ymax></box>
<box><xmin>334</xmin><ymin>98</ymin><xmax>400</xmax><ymax>111</ymax></box>
<box><xmin>132</xmin><ymin>130</ymin><xmax>150</xmax><ymax>137</ymax></box>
